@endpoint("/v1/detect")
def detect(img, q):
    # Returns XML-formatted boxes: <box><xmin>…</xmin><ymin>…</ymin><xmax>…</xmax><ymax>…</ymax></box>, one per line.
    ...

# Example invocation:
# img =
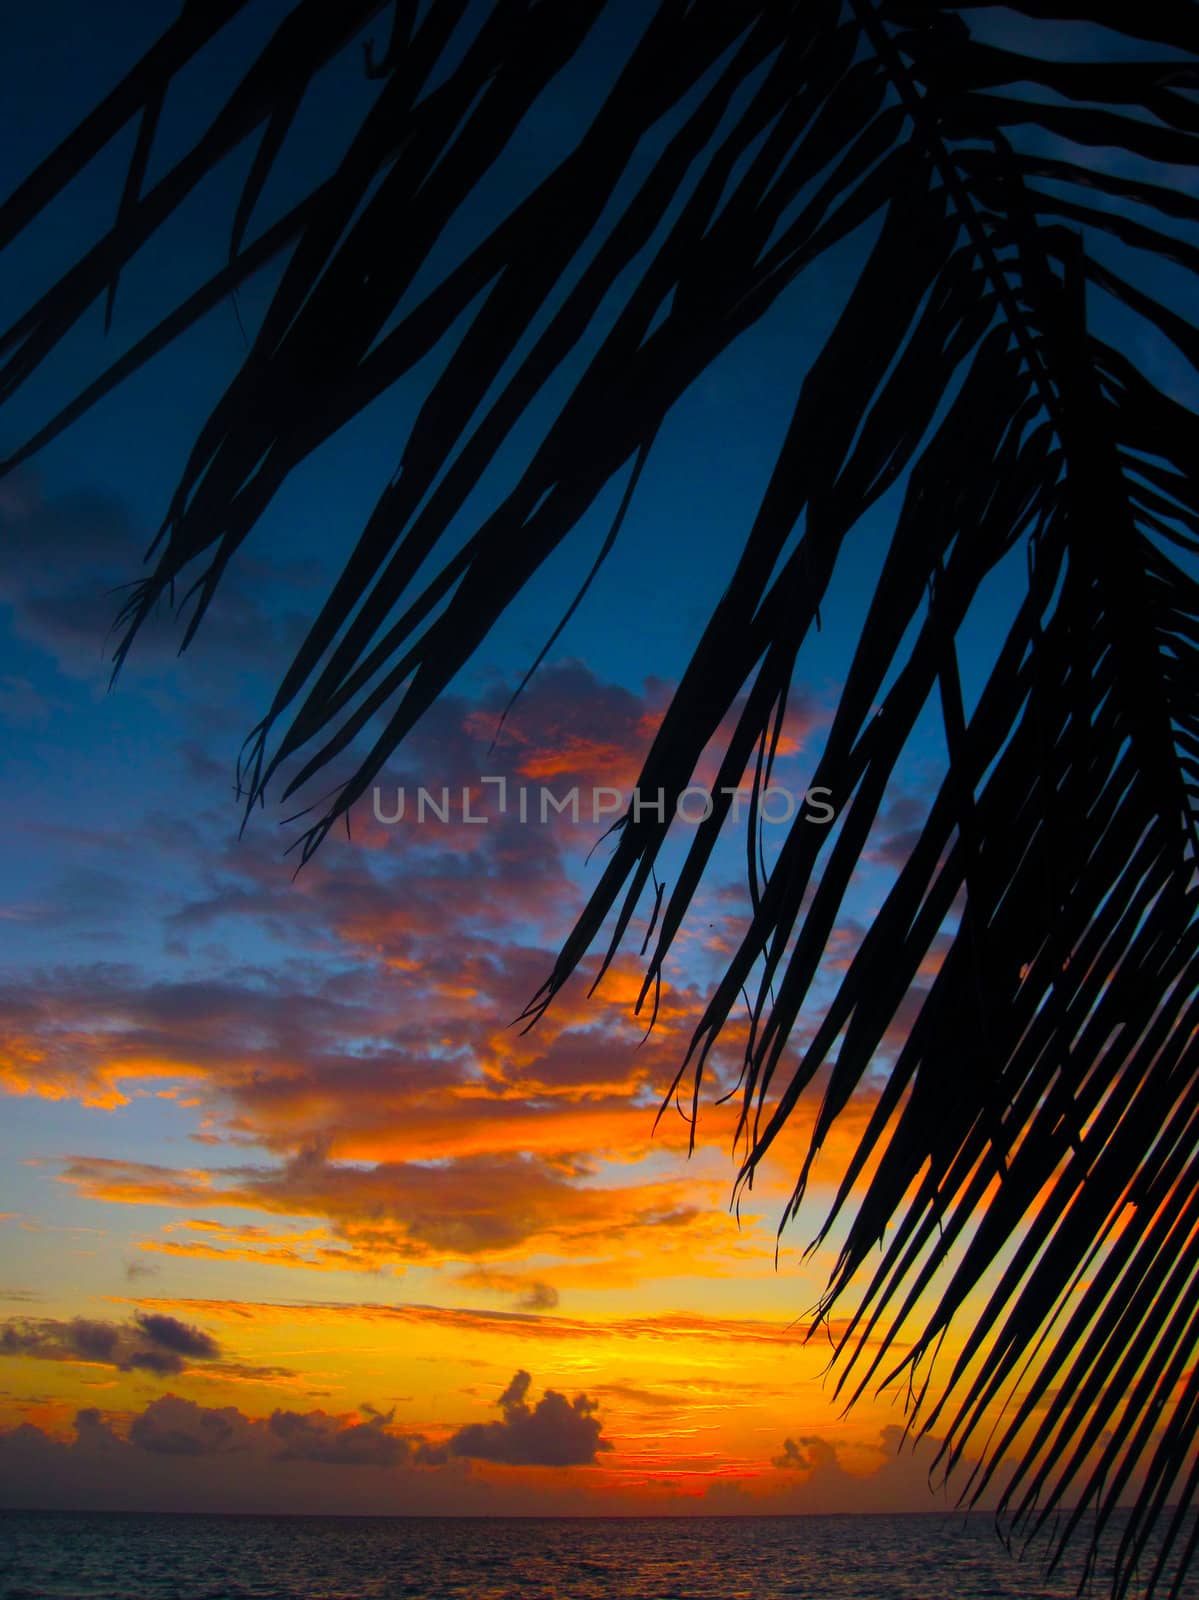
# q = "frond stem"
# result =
<box><xmin>846</xmin><ymin>0</ymin><xmax>1064</xmax><ymax>434</ymax></box>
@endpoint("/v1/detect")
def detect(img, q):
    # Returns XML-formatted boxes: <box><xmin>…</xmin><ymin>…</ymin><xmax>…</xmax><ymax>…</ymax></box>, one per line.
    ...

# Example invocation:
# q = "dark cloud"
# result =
<box><xmin>0</xmin><ymin>1313</ymin><xmax>219</xmax><ymax>1376</ymax></box>
<box><xmin>0</xmin><ymin>1398</ymin><xmax>446</xmax><ymax>1515</ymax></box>
<box><xmin>135</xmin><ymin>1313</ymin><xmax>220</xmax><ymax>1359</ymax></box>
<box><xmin>864</xmin><ymin>789</ymin><xmax>942</xmax><ymax>872</ymax></box>
<box><xmin>0</xmin><ymin>1397</ymin><xmax>630</xmax><ymax>1516</ymax></box>
<box><xmin>516</xmin><ymin>1282</ymin><xmax>559</xmax><ymax>1312</ymax></box>
<box><xmin>772</xmin><ymin>1435</ymin><xmax>833</xmax><ymax>1471</ymax></box>
<box><xmin>70</xmin><ymin>1393</ymin><xmax>420</xmax><ymax>1471</ymax></box>
<box><xmin>454</xmin><ymin>1269</ymin><xmax>560</xmax><ymax>1312</ymax></box>
<box><xmin>756</xmin><ymin>1426</ymin><xmax>1008</xmax><ymax>1516</ymax></box>
<box><xmin>0</xmin><ymin>471</ymin><xmax>316</xmax><ymax>690</ymax></box>
<box><xmin>268</xmin><ymin>1406</ymin><xmax>409</xmax><ymax>1467</ymax></box>
<box><xmin>0</xmin><ymin>476</ymin><xmax>142</xmax><ymax>676</ymax></box>
<box><xmin>129</xmin><ymin>1395</ymin><xmax>250</xmax><ymax>1457</ymax></box>
<box><xmin>447</xmin><ymin>1370</ymin><xmax>611</xmax><ymax>1467</ymax></box>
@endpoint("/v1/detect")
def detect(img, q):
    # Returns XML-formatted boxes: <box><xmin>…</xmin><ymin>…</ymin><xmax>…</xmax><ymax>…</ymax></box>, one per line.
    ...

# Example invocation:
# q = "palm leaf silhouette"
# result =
<box><xmin>3</xmin><ymin>2</ymin><xmax>1198</xmax><ymax>1591</ymax></box>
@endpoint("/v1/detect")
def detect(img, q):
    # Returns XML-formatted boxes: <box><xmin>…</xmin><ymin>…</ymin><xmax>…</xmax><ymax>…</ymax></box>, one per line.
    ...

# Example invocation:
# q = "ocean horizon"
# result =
<box><xmin>4</xmin><ymin>1506</ymin><xmax>1197</xmax><ymax>1600</ymax></box>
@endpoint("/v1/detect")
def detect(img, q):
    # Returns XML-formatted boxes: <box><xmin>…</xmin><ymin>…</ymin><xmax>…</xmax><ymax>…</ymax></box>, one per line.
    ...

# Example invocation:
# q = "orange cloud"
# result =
<box><xmin>60</xmin><ymin>1147</ymin><xmax>765</xmax><ymax>1274</ymax></box>
<box><xmin>136</xmin><ymin>1240</ymin><xmax>369</xmax><ymax>1273</ymax></box>
<box><xmin>112</xmin><ymin>1293</ymin><xmax>898</xmax><ymax>1354</ymax></box>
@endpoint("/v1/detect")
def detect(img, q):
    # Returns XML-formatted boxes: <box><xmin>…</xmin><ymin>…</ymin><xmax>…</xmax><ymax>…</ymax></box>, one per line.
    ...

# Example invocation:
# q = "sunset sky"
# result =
<box><xmin>0</xmin><ymin>0</ymin><xmax>1180</xmax><ymax>1521</ymax></box>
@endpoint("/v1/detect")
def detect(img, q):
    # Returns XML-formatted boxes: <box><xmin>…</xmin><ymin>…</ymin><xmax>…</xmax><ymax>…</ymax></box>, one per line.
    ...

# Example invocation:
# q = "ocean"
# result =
<box><xmin>2</xmin><ymin>1510</ymin><xmax>1197</xmax><ymax>1600</ymax></box>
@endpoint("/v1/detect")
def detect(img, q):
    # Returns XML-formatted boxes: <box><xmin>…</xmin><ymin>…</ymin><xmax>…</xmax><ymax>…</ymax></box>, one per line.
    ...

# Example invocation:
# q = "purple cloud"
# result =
<box><xmin>447</xmin><ymin>1370</ymin><xmax>611</xmax><ymax>1467</ymax></box>
<box><xmin>0</xmin><ymin>1313</ymin><xmax>219</xmax><ymax>1375</ymax></box>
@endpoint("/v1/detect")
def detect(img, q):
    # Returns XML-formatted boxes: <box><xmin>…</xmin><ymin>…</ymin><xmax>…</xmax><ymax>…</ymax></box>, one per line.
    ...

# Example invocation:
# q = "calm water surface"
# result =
<box><xmin>3</xmin><ymin>1510</ymin><xmax>1197</xmax><ymax>1600</ymax></box>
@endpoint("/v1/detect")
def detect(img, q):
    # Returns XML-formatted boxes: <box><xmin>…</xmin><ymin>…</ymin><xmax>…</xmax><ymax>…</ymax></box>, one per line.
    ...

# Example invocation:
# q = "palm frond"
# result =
<box><xmin>3</xmin><ymin>1</ymin><xmax>1198</xmax><ymax>1590</ymax></box>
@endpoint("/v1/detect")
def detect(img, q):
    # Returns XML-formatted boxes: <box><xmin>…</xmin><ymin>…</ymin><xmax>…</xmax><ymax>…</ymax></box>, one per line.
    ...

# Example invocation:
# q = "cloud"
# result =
<box><xmin>0</xmin><ymin>1397</ymin><xmax>1012</xmax><ymax>1520</ymax></box>
<box><xmin>455</xmin><ymin>1269</ymin><xmax>560</xmax><ymax>1311</ymax></box>
<box><xmin>0</xmin><ymin>1379</ymin><xmax>613</xmax><ymax>1515</ymax></box>
<box><xmin>115</xmin><ymin>1293</ymin><xmax>892</xmax><ymax>1358</ymax></box>
<box><xmin>0</xmin><ymin>1313</ymin><xmax>219</xmax><ymax>1376</ymax></box>
<box><xmin>516</xmin><ymin>1282</ymin><xmax>559</xmax><ymax>1312</ymax></box>
<box><xmin>758</xmin><ymin>1425</ymin><xmax>1007</xmax><ymax>1515</ymax></box>
<box><xmin>134</xmin><ymin>1314</ymin><xmax>219</xmax><ymax>1360</ymax></box>
<box><xmin>268</xmin><ymin>1406</ymin><xmax>409</xmax><ymax>1467</ymax></box>
<box><xmin>446</xmin><ymin>1370</ymin><xmax>612</xmax><ymax>1467</ymax></box>
<box><xmin>55</xmin><ymin>1143</ymin><xmax>750</xmax><ymax>1278</ymax></box>
<box><xmin>0</xmin><ymin>470</ymin><xmax>314</xmax><ymax>685</ymax></box>
<box><xmin>0</xmin><ymin>631</ymin><xmax>867</xmax><ymax>1311</ymax></box>
<box><xmin>129</xmin><ymin>1395</ymin><xmax>252</xmax><ymax>1456</ymax></box>
<box><xmin>772</xmin><ymin>1435</ymin><xmax>833</xmax><ymax>1471</ymax></box>
<box><xmin>0</xmin><ymin>475</ymin><xmax>144</xmax><ymax>677</ymax></box>
<box><xmin>0</xmin><ymin>1396</ymin><xmax>474</xmax><ymax>1515</ymax></box>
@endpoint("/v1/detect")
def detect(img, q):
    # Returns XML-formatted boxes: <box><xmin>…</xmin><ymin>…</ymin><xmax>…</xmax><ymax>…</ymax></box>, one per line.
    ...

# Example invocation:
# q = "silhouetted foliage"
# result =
<box><xmin>3</xmin><ymin>3</ymin><xmax>1198</xmax><ymax>1592</ymax></box>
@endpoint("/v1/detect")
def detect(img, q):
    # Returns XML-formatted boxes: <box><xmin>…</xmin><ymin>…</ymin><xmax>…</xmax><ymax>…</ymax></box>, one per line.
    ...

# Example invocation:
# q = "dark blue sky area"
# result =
<box><xmin>1</xmin><ymin>2</ymin><xmax>1193</xmax><ymax>949</ymax></box>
